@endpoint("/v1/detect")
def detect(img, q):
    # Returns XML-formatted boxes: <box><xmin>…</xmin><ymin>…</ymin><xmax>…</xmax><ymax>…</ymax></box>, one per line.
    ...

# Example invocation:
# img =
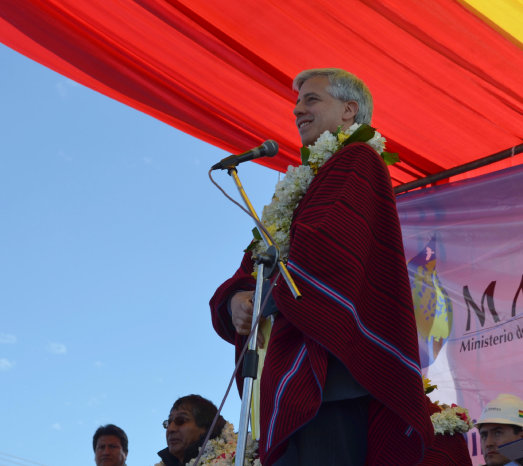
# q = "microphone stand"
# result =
<box><xmin>227</xmin><ymin>167</ymin><xmax>301</xmax><ymax>465</ymax></box>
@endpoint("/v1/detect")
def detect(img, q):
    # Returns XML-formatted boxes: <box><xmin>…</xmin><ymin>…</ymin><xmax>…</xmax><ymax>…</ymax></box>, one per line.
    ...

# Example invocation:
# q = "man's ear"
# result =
<box><xmin>342</xmin><ymin>100</ymin><xmax>358</xmax><ymax>123</ymax></box>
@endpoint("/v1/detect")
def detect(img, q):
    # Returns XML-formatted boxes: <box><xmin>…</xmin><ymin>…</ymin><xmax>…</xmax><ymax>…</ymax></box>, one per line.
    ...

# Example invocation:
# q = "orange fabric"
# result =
<box><xmin>0</xmin><ymin>0</ymin><xmax>522</xmax><ymax>185</ymax></box>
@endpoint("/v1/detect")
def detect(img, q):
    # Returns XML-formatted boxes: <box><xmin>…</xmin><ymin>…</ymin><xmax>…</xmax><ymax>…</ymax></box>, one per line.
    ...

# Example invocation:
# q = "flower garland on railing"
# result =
<box><xmin>423</xmin><ymin>376</ymin><xmax>474</xmax><ymax>436</ymax></box>
<box><xmin>186</xmin><ymin>422</ymin><xmax>260</xmax><ymax>466</ymax></box>
<box><xmin>430</xmin><ymin>403</ymin><xmax>475</xmax><ymax>435</ymax></box>
<box><xmin>247</xmin><ymin>123</ymin><xmax>398</xmax><ymax>260</ymax></box>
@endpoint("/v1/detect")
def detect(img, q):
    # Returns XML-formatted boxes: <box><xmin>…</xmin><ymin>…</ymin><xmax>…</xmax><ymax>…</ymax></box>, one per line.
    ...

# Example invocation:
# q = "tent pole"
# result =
<box><xmin>394</xmin><ymin>144</ymin><xmax>523</xmax><ymax>195</ymax></box>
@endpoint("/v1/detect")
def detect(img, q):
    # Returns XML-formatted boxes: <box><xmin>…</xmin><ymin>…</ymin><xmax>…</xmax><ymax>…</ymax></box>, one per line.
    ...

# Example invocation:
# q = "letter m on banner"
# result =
<box><xmin>463</xmin><ymin>282</ymin><xmax>500</xmax><ymax>331</ymax></box>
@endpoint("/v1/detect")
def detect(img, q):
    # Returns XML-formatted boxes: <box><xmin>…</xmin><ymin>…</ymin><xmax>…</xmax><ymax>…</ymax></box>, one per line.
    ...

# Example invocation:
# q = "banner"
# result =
<box><xmin>397</xmin><ymin>164</ymin><xmax>523</xmax><ymax>465</ymax></box>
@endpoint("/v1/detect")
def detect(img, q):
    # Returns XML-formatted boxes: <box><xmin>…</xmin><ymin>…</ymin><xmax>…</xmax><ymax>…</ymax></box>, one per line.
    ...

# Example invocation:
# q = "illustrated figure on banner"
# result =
<box><xmin>407</xmin><ymin>235</ymin><xmax>453</xmax><ymax>367</ymax></box>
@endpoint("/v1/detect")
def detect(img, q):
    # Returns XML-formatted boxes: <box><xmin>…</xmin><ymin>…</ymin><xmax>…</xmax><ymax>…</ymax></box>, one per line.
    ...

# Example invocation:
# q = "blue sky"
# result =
<box><xmin>0</xmin><ymin>43</ymin><xmax>280</xmax><ymax>465</ymax></box>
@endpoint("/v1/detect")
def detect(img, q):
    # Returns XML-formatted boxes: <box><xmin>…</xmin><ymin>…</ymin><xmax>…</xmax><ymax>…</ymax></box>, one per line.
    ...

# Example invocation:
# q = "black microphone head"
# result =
<box><xmin>262</xmin><ymin>140</ymin><xmax>279</xmax><ymax>158</ymax></box>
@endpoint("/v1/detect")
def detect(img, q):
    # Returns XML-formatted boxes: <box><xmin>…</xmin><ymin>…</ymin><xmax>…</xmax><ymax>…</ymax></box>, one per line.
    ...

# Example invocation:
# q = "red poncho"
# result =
<box><xmin>210</xmin><ymin>142</ymin><xmax>434</xmax><ymax>465</ymax></box>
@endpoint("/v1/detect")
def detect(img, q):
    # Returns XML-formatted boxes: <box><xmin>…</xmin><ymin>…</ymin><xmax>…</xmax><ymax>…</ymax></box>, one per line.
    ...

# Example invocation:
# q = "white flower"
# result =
<box><xmin>367</xmin><ymin>130</ymin><xmax>386</xmax><ymax>154</ymax></box>
<box><xmin>186</xmin><ymin>422</ymin><xmax>259</xmax><ymax>465</ymax></box>
<box><xmin>431</xmin><ymin>405</ymin><xmax>474</xmax><ymax>435</ymax></box>
<box><xmin>308</xmin><ymin>130</ymin><xmax>338</xmax><ymax>164</ymax></box>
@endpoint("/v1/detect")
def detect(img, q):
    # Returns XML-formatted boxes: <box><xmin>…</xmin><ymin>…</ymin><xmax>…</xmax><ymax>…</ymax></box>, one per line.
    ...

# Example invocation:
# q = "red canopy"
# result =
<box><xmin>1</xmin><ymin>0</ymin><xmax>522</xmax><ymax>186</ymax></box>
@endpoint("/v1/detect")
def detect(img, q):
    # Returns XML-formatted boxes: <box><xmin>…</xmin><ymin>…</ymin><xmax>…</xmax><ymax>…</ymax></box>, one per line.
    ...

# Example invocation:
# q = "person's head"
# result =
<box><xmin>163</xmin><ymin>395</ymin><xmax>226</xmax><ymax>462</ymax></box>
<box><xmin>293</xmin><ymin>68</ymin><xmax>373</xmax><ymax>146</ymax></box>
<box><xmin>92</xmin><ymin>424</ymin><xmax>128</xmax><ymax>466</ymax></box>
<box><xmin>476</xmin><ymin>394</ymin><xmax>523</xmax><ymax>466</ymax></box>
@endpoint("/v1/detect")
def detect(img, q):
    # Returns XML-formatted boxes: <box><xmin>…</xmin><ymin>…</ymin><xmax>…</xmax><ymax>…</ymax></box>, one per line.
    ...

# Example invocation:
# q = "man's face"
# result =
<box><xmin>479</xmin><ymin>423</ymin><xmax>523</xmax><ymax>466</ymax></box>
<box><xmin>165</xmin><ymin>406</ymin><xmax>206</xmax><ymax>461</ymax></box>
<box><xmin>95</xmin><ymin>435</ymin><xmax>127</xmax><ymax>466</ymax></box>
<box><xmin>293</xmin><ymin>75</ymin><xmax>357</xmax><ymax>146</ymax></box>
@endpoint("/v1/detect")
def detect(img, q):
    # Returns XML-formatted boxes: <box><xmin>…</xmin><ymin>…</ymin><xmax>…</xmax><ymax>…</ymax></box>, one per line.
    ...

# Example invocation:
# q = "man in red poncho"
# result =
<box><xmin>210</xmin><ymin>68</ymin><xmax>434</xmax><ymax>465</ymax></box>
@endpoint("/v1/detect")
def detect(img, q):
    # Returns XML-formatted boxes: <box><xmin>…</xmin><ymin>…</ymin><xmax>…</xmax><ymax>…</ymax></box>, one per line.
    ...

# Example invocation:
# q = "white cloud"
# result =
<box><xmin>88</xmin><ymin>393</ymin><xmax>107</xmax><ymax>407</ymax></box>
<box><xmin>51</xmin><ymin>422</ymin><xmax>62</xmax><ymax>431</ymax></box>
<box><xmin>143</xmin><ymin>156</ymin><xmax>153</xmax><ymax>165</ymax></box>
<box><xmin>57</xmin><ymin>150</ymin><xmax>73</xmax><ymax>162</ymax></box>
<box><xmin>55</xmin><ymin>81</ymin><xmax>69</xmax><ymax>98</ymax></box>
<box><xmin>55</xmin><ymin>78</ymin><xmax>79</xmax><ymax>98</ymax></box>
<box><xmin>0</xmin><ymin>358</ymin><xmax>15</xmax><ymax>371</ymax></box>
<box><xmin>0</xmin><ymin>333</ymin><xmax>17</xmax><ymax>344</ymax></box>
<box><xmin>47</xmin><ymin>342</ymin><xmax>67</xmax><ymax>355</ymax></box>
<box><xmin>93</xmin><ymin>361</ymin><xmax>103</xmax><ymax>368</ymax></box>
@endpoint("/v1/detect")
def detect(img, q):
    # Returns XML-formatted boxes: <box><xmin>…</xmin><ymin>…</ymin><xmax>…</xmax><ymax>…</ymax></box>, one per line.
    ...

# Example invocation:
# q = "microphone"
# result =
<box><xmin>211</xmin><ymin>140</ymin><xmax>279</xmax><ymax>170</ymax></box>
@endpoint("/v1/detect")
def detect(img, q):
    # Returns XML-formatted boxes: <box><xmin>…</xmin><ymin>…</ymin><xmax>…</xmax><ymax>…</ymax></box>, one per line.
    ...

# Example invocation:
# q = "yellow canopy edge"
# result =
<box><xmin>458</xmin><ymin>0</ymin><xmax>523</xmax><ymax>48</ymax></box>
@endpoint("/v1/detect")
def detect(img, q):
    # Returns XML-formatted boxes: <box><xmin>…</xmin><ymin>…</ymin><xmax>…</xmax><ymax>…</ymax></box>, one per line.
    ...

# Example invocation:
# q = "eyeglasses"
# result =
<box><xmin>162</xmin><ymin>418</ymin><xmax>188</xmax><ymax>429</ymax></box>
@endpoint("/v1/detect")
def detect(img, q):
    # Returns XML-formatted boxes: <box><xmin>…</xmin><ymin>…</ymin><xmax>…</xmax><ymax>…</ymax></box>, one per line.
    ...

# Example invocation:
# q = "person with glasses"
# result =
<box><xmin>155</xmin><ymin>394</ymin><xmax>226</xmax><ymax>466</ymax></box>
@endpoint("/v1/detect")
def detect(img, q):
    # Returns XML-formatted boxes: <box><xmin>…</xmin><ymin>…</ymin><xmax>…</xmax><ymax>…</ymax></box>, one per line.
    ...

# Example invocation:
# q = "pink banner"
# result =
<box><xmin>397</xmin><ymin>164</ymin><xmax>523</xmax><ymax>464</ymax></box>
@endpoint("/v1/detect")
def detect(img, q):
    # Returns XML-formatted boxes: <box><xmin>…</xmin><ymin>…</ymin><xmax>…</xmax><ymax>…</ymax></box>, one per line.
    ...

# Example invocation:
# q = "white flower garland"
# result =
<box><xmin>422</xmin><ymin>377</ymin><xmax>474</xmax><ymax>436</ymax></box>
<box><xmin>251</xmin><ymin>123</ymin><xmax>386</xmax><ymax>260</ymax></box>
<box><xmin>186</xmin><ymin>422</ymin><xmax>260</xmax><ymax>466</ymax></box>
<box><xmin>431</xmin><ymin>404</ymin><xmax>474</xmax><ymax>435</ymax></box>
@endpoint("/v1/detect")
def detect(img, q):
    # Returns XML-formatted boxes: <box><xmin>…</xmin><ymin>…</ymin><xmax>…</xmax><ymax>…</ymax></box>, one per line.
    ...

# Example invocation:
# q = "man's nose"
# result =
<box><xmin>293</xmin><ymin>101</ymin><xmax>304</xmax><ymax>117</ymax></box>
<box><xmin>485</xmin><ymin>432</ymin><xmax>496</xmax><ymax>446</ymax></box>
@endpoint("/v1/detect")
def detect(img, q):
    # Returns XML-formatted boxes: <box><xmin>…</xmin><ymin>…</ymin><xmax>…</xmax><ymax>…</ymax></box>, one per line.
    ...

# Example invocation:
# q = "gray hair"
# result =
<box><xmin>293</xmin><ymin>68</ymin><xmax>373</xmax><ymax>124</ymax></box>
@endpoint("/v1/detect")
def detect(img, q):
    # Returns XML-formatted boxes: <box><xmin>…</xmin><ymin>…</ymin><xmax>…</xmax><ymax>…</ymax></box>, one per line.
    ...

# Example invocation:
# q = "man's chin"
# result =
<box><xmin>298</xmin><ymin>128</ymin><xmax>318</xmax><ymax>147</ymax></box>
<box><xmin>485</xmin><ymin>451</ymin><xmax>509</xmax><ymax>466</ymax></box>
<box><xmin>168</xmin><ymin>443</ymin><xmax>181</xmax><ymax>457</ymax></box>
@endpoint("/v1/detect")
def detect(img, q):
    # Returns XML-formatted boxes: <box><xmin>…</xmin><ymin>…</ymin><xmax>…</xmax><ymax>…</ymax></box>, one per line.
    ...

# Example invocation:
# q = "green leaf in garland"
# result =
<box><xmin>344</xmin><ymin>123</ymin><xmax>375</xmax><ymax>145</ymax></box>
<box><xmin>381</xmin><ymin>151</ymin><xmax>400</xmax><ymax>166</ymax></box>
<box><xmin>244</xmin><ymin>227</ymin><xmax>262</xmax><ymax>253</ymax></box>
<box><xmin>300</xmin><ymin>146</ymin><xmax>310</xmax><ymax>165</ymax></box>
<box><xmin>424</xmin><ymin>386</ymin><xmax>437</xmax><ymax>395</ymax></box>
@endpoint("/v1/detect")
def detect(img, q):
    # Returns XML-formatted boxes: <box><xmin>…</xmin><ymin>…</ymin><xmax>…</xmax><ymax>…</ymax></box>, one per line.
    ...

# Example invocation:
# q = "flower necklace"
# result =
<box><xmin>430</xmin><ymin>403</ymin><xmax>474</xmax><ymax>435</ymax></box>
<box><xmin>186</xmin><ymin>422</ymin><xmax>260</xmax><ymax>466</ymax></box>
<box><xmin>249</xmin><ymin>123</ymin><xmax>397</xmax><ymax>260</ymax></box>
<box><xmin>423</xmin><ymin>376</ymin><xmax>474</xmax><ymax>435</ymax></box>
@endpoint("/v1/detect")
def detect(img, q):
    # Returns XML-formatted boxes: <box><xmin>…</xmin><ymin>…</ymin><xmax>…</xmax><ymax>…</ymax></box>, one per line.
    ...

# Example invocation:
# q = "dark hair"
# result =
<box><xmin>171</xmin><ymin>394</ymin><xmax>226</xmax><ymax>439</ymax></box>
<box><xmin>93</xmin><ymin>424</ymin><xmax>128</xmax><ymax>454</ymax></box>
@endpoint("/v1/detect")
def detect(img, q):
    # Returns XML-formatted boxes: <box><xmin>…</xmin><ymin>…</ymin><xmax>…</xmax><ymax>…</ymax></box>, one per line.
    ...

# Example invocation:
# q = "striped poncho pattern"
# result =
<box><xmin>210</xmin><ymin>142</ymin><xmax>434</xmax><ymax>465</ymax></box>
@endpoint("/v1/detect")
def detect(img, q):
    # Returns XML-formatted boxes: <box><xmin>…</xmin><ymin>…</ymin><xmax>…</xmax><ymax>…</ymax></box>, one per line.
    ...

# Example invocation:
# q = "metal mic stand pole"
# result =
<box><xmin>226</xmin><ymin>167</ymin><xmax>301</xmax><ymax>465</ymax></box>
